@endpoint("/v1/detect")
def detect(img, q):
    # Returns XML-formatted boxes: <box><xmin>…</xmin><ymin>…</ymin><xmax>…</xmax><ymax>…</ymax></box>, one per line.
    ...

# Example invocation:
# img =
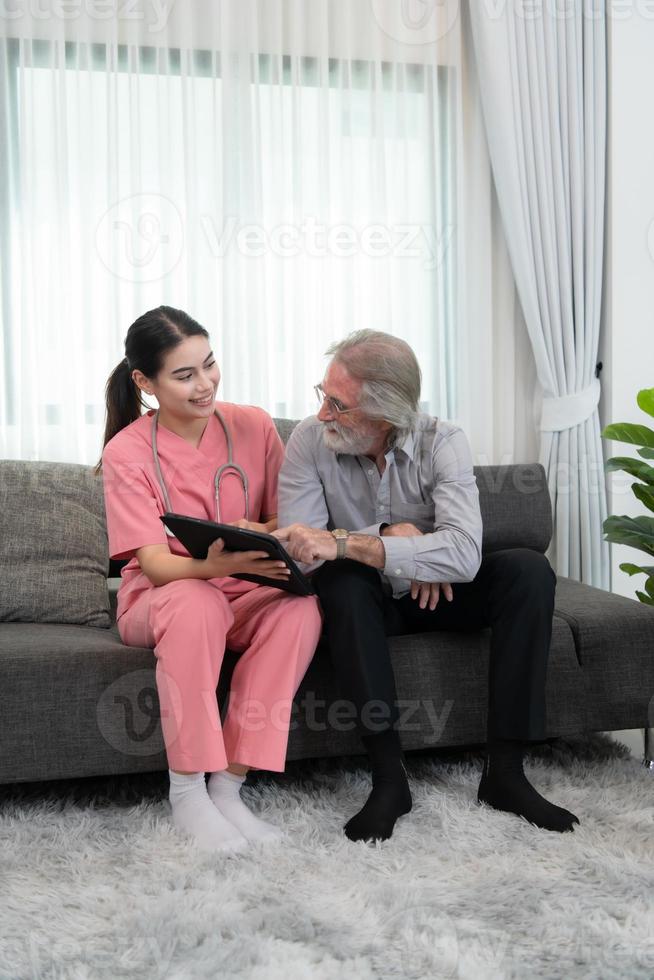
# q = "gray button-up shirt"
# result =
<box><xmin>277</xmin><ymin>414</ymin><xmax>483</xmax><ymax>598</ymax></box>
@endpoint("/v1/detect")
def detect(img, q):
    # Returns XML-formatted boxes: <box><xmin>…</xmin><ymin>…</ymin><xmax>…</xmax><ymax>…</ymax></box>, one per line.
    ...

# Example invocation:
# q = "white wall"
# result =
<box><xmin>601</xmin><ymin>4</ymin><xmax>654</xmax><ymax>760</ymax></box>
<box><xmin>600</xmin><ymin>3</ymin><xmax>654</xmax><ymax>602</ymax></box>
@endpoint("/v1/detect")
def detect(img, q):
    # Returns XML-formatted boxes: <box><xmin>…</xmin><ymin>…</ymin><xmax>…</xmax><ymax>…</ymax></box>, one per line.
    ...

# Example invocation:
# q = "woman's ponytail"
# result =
<box><xmin>93</xmin><ymin>358</ymin><xmax>144</xmax><ymax>474</ymax></box>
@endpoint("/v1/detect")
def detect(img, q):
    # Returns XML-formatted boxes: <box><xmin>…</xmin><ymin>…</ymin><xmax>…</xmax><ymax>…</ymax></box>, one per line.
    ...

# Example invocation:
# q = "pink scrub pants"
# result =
<box><xmin>117</xmin><ymin>580</ymin><xmax>322</xmax><ymax>773</ymax></box>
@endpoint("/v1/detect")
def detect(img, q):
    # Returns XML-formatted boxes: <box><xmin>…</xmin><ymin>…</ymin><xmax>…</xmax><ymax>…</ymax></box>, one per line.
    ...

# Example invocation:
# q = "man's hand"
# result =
<box><xmin>381</xmin><ymin>521</ymin><xmax>452</xmax><ymax>610</ymax></box>
<box><xmin>410</xmin><ymin>580</ymin><xmax>453</xmax><ymax>610</ymax></box>
<box><xmin>381</xmin><ymin>522</ymin><xmax>422</xmax><ymax>538</ymax></box>
<box><xmin>273</xmin><ymin>524</ymin><xmax>337</xmax><ymax>563</ymax></box>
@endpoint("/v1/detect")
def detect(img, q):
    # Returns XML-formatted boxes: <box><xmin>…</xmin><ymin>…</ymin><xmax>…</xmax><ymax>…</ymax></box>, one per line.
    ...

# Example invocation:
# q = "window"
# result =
<box><xmin>0</xmin><ymin>38</ymin><xmax>456</xmax><ymax>460</ymax></box>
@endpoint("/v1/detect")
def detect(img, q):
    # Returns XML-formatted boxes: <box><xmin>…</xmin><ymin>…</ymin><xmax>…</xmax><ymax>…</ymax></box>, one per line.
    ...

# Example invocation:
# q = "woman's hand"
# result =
<box><xmin>204</xmin><ymin>538</ymin><xmax>291</xmax><ymax>581</ymax></box>
<box><xmin>228</xmin><ymin>518</ymin><xmax>273</xmax><ymax>533</ymax></box>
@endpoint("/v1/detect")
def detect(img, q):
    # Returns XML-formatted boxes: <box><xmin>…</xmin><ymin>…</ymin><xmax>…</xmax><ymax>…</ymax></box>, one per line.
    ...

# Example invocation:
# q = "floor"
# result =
<box><xmin>608</xmin><ymin>728</ymin><xmax>651</xmax><ymax>763</ymax></box>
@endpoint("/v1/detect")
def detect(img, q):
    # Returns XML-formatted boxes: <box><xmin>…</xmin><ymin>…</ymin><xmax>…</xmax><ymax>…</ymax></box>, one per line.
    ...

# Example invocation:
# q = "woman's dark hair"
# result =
<box><xmin>94</xmin><ymin>306</ymin><xmax>209</xmax><ymax>474</ymax></box>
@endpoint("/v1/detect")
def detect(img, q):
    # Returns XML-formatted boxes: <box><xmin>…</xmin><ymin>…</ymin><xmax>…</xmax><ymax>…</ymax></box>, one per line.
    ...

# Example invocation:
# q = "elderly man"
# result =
<box><xmin>275</xmin><ymin>329</ymin><xmax>579</xmax><ymax>843</ymax></box>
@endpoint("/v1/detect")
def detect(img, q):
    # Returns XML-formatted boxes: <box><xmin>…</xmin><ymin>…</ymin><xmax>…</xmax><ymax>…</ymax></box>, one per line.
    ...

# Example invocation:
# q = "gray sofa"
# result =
<box><xmin>2</xmin><ymin>419</ymin><xmax>654</xmax><ymax>786</ymax></box>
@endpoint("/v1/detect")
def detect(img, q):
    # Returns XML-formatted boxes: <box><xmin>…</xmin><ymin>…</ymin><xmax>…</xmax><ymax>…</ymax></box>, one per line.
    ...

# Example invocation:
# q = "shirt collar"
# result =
<box><xmin>392</xmin><ymin>428</ymin><xmax>416</xmax><ymax>461</ymax></box>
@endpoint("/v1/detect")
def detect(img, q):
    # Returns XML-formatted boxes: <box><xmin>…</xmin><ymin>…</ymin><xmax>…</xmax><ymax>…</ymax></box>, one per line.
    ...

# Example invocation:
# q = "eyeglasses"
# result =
<box><xmin>314</xmin><ymin>383</ymin><xmax>360</xmax><ymax>417</ymax></box>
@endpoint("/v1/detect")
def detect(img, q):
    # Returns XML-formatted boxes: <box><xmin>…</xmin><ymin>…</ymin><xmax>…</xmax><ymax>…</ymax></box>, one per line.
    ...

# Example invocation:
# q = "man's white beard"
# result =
<box><xmin>322</xmin><ymin>421</ymin><xmax>377</xmax><ymax>455</ymax></box>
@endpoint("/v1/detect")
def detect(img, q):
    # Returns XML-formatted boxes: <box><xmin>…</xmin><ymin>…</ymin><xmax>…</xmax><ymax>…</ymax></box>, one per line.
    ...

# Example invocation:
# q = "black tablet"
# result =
<box><xmin>159</xmin><ymin>513</ymin><xmax>315</xmax><ymax>597</ymax></box>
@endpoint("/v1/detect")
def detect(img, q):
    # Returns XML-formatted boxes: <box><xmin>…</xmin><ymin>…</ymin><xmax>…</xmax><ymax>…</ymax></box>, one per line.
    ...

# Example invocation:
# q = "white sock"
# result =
<box><xmin>207</xmin><ymin>770</ymin><xmax>284</xmax><ymax>844</ymax></box>
<box><xmin>168</xmin><ymin>770</ymin><xmax>248</xmax><ymax>854</ymax></box>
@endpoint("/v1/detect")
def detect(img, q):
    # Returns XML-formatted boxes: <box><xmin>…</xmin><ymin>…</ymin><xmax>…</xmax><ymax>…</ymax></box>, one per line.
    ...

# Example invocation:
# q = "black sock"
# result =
<box><xmin>478</xmin><ymin>739</ymin><xmax>580</xmax><ymax>833</ymax></box>
<box><xmin>344</xmin><ymin>728</ymin><xmax>412</xmax><ymax>843</ymax></box>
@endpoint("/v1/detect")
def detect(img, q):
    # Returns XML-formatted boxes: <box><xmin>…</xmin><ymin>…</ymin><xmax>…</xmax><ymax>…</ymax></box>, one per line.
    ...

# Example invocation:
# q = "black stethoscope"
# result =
<box><xmin>151</xmin><ymin>407</ymin><xmax>250</xmax><ymax>536</ymax></box>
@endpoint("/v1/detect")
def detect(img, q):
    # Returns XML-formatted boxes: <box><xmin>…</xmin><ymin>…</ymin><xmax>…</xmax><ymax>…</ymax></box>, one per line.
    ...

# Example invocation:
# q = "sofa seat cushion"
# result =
<box><xmin>0</xmin><ymin>622</ymin><xmax>164</xmax><ymax>783</ymax></box>
<box><xmin>0</xmin><ymin>610</ymin><xmax>584</xmax><ymax>782</ymax></box>
<box><xmin>554</xmin><ymin>576</ymin><xmax>654</xmax><ymax>731</ymax></box>
<box><xmin>0</xmin><ymin>461</ymin><xmax>111</xmax><ymax>628</ymax></box>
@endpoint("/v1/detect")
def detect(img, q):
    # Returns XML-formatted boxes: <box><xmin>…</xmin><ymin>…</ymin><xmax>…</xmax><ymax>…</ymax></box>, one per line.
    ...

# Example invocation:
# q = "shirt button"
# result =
<box><xmin>368</xmin><ymin>469</ymin><xmax>374</xmax><ymax>476</ymax></box>
<box><xmin>395</xmin><ymin>568</ymin><xmax>402</xmax><ymax>575</ymax></box>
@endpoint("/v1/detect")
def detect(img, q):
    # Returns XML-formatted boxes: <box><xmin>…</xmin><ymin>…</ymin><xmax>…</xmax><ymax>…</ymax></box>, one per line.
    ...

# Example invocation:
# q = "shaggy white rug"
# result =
<box><xmin>1</xmin><ymin>735</ymin><xmax>653</xmax><ymax>980</ymax></box>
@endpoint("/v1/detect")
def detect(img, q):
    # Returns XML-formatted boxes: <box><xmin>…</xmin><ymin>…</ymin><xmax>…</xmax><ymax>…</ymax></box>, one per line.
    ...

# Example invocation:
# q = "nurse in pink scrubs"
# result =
<box><xmin>97</xmin><ymin>305</ymin><xmax>322</xmax><ymax>854</ymax></box>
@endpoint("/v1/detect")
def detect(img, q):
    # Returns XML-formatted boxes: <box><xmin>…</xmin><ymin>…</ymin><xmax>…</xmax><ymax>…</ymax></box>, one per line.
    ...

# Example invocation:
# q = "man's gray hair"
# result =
<box><xmin>325</xmin><ymin>329</ymin><xmax>422</xmax><ymax>446</ymax></box>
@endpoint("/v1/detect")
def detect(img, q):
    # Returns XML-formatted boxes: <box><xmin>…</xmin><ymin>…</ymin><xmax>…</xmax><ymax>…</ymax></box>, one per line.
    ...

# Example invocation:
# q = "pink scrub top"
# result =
<box><xmin>101</xmin><ymin>402</ymin><xmax>285</xmax><ymax>623</ymax></box>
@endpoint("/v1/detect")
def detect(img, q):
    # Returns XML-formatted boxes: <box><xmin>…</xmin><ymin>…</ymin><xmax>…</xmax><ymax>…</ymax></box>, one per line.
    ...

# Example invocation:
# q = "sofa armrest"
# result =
<box><xmin>554</xmin><ymin>575</ymin><xmax>654</xmax><ymax>666</ymax></box>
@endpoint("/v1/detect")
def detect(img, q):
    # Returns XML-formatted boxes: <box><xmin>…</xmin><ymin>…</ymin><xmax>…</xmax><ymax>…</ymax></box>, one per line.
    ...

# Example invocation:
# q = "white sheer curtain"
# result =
<box><xmin>0</xmin><ymin>0</ymin><xmax>537</xmax><ymax>471</ymax></box>
<box><xmin>469</xmin><ymin>0</ymin><xmax>609</xmax><ymax>588</ymax></box>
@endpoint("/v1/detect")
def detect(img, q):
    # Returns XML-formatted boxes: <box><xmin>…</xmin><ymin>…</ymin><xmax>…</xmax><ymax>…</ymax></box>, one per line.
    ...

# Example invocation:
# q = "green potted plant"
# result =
<box><xmin>601</xmin><ymin>387</ymin><xmax>654</xmax><ymax>605</ymax></box>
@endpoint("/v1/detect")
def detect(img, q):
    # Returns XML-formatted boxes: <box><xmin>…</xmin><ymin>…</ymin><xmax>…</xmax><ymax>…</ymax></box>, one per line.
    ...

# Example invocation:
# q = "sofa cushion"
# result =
<box><xmin>0</xmin><ymin>610</ymin><xmax>585</xmax><ymax>783</ymax></box>
<box><xmin>474</xmin><ymin>464</ymin><xmax>552</xmax><ymax>554</ymax></box>
<box><xmin>0</xmin><ymin>622</ymin><xmax>165</xmax><ymax>782</ymax></box>
<box><xmin>0</xmin><ymin>461</ymin><xmax>111</xmax><ymax>628</ymax></box>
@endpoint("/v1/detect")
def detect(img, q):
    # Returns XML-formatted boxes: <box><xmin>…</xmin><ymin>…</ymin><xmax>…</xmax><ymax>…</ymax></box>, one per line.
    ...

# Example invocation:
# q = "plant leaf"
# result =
<box><xmin>636</xmin><ymin>388</ymin><xmax>654</xmax><ymax>419</ymax></box>
<box><xmin>633</xmin><ymin>482</ymin><xmax>654</xmax><ymax>513</ymax></box>
<box><xmin>601</xmin><ymin>422</ymin><xmax>654</xmax><ymax>447</ymax></box>
<box><xmin>603</xmin><ymin>515</ymin><xmax>654</xmax><ymax>556</ymax></box>
<box><xmin>632</xmin><ymin>514</ymin><xmax>654</xmax><ymax>534</ymax></box>
<box><xmin>618</xmin><ymin>562</ymin><xmax>654</xmax><ymax>577</ymax></box>
<box><xmin>604</xmin><ymin>456</ymin><xmax>654</xmax><ymax>485</ymax></box>
<box><xmin>637</xmin><ymin>447</ymin><xmax>654</xmax><ymax>460</ymax></box>
<box><xmin>646</xmin><ymin>577</ymin><xmax>654</xmax><ymax>600</ymax></box>
<box><xmin>635</xmin><ymin>590</ymin><xmax>654</xmax><ymax>606</ymax></box>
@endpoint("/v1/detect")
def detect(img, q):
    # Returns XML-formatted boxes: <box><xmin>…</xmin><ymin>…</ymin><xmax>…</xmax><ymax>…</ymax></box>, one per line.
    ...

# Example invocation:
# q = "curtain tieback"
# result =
<box><xmin>539</xmin><ymin>377</ymin><xmax>601</xmax><ymax>432</ymax></box>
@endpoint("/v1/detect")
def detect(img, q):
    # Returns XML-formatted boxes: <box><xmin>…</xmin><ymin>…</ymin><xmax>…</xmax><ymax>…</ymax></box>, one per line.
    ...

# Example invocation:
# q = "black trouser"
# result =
<box><xmin>313</xmin><ymin>548</ymin><xmax>557</xmax><ymax>743</ymax></box>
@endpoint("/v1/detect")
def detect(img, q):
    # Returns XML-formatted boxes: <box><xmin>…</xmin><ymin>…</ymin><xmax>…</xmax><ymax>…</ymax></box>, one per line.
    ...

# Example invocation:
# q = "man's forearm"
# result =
<box><xmin>273</xmin><ymin>523</ymin><xmax>386</xmax><ymax>568</ymax></box>
<box><xmin>344</xmin><ymin>533</ymin><xmax>386</xmax><ymax>569</ymax></box>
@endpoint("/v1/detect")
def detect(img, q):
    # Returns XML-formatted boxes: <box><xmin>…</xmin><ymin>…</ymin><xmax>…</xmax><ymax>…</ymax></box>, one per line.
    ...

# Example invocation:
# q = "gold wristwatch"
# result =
<box><xmin>331</xmin><ymin>528</ymin><xmax>349</xmax><ymax>559</ymax></box>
